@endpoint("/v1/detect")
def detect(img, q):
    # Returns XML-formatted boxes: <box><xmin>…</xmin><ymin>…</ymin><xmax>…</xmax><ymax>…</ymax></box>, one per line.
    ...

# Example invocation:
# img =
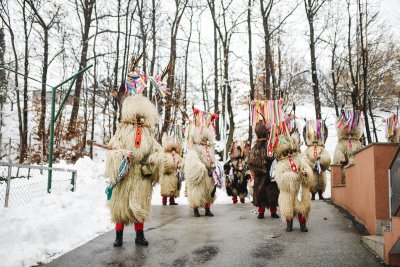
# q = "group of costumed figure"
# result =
<box><xmin>103</xmin><ymin>54</ymin><xmax>399</xmax><ymax>247</ymax></box>
<box><xmin>104</xmin><ymin>57</ymin><xmax>222</xmax><ymax>247</ymax></box>
<box><xmin>224</xmin><ymin>101</ymin><xmax>367</xmax><ymax>232</ymax></box>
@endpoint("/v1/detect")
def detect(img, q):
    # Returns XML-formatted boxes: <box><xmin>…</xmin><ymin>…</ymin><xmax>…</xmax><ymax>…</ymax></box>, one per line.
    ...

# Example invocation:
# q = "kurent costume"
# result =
<box><xmin>333</xmin><ymin>110</ymin><xmax>364</xmax><ymax>166</ymax></box>
<box><xmin>302</xmin><ymin>120</ymin><xmax>331</xmax><ymax>200</ymax></box>
<box><xmin>274</xmin><ymin>120</ymin><xmax>314</xmax><ymax>232</ymax></box>
<box><xmin>247</xmin><ymin>121</ymin><xmax>279</xmax><ymax>219</ymax></box>
<box><xmin>159</xmin><ymin>133</ymin><xmax>184</xmax><ymax>205</ymax></box>
<box><xmin>105</xmin><ymin>65</ymin><xmax>163</xmax><ymax>247</ymax></box>
<box><xmin>224</xmin><ymin>141</ymin><xmax>251</xmax><ymax>204</ymax></box>
<box><xmin>385</xmin><ymin>114</ymin><xmax>399</xmax><ymax>143</ymax></box>
<box><xmin>184</xmin><ymin>111</ymin><xmax>221</xmax><ymax>217</ymax></box>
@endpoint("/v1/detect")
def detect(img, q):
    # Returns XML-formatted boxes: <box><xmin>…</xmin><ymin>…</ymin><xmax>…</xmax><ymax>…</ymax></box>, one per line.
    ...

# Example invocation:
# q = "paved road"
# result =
<box><xmin>46</xmin><ymin>201</ymin><xmax>383</xmax><ymax>267</ymax></box>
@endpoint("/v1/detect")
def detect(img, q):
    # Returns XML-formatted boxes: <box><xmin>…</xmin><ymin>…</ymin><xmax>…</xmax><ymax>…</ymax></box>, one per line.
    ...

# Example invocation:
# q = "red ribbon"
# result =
<box><xmin>288</xmin><ymin>156</ymin><xmax>298</xmax><ymax>173</ymax></box>
<box><xmin>348</xmin><ymin>138</ymin><xmax>352</xmax><ymax>150</ymax></box>
<box><xmin>314</xmin><ymin>144</ymin><xmax>318</xmax><ymax>158</ymax></box>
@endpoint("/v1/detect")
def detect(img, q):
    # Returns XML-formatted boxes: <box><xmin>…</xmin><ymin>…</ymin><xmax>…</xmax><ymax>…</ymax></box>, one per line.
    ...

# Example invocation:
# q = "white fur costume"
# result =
<box><xmin>159</xmin><ymin>135</ymin><xmax>183</xmax><ymax>198</ymax></box>
<box><xmin>302</xmin><ymin>121</ymin><xmax>331</xmax><ymax>195</ymax></box>
<box><xmin>184</xmin><ymin>126</ymin><xmax>216</xmax><ymax>208</ymax></box>
<box><xmin>105</xmin><ymin>95</ymin><xmax>162</xmax><ymax>225</ymax></box>
<box><xmin>333</xmin><ymin>113</ymin><xmax>363</xmax><ymax>166</ymax></box>
<box><xmin>274</xmin><ymin>132</ymin><xmax>315</xmax><ymax>221</ymax></box>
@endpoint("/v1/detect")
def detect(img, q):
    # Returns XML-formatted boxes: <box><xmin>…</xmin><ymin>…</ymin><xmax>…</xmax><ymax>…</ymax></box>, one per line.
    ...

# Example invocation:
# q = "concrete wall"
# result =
<box><xmin>331</xmin><ymin>143</ymin><xmax>398</xmax><ymax>235</ymax></box>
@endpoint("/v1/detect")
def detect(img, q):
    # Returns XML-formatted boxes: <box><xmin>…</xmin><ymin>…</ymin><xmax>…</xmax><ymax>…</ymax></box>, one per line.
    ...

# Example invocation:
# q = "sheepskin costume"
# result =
<box><xmin>385</xmin><ymin>115</ymin><xmax>399</xmax><ymax>143</ymax></box>
<box><xmin>302</xmin><ymin>120</ymin><xmax>331</xmax><ymax>200</ymax></box>
<box><xmin>184</xmin><ymin>125</ymin><xmax>216</xmax><ymax>217</ymax></box>
<box><xmin>105</xmin><ymin>94</ymin><xmax>162</xmax><ymax>247</ymax></box>
<box><xmin>247</xmin><ymin>121</ymin><xmax>280</xmax><ymax>219</ymax></box>
<box><xmin>274</xmin><ymin>126</ymin><xmax>314</xmax><ymax>232</ymax></box>
<box><xmin>159</xmin><ymin>134</ymin><xmax>184</xmax><ymax>205</ymax></box>
<box><xmin>333</xmin><ymin>110</ymin><xmax>364</xmax><ymax>166</ymax></box>
<box><xmin>224</xmin><ymin>140</ymin><xmax>251</xmax><ymax>204</ymax></box>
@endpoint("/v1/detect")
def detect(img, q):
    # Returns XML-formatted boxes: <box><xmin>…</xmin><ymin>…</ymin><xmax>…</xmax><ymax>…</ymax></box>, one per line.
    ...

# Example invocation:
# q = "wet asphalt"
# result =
<box><xmin>46</xmin><ymin>201</ymin><xmax>383</xmax><ymax>267</ymax></box>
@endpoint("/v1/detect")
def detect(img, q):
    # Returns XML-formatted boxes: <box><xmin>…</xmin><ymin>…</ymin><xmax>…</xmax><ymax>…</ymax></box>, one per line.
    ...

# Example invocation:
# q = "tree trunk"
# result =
<box><xmin>5</xmin><ymin>19</ymin><xmax>22</xmax><ymax>163</ymax></box>
<box><xmin>305</xmin><ymin>0</ymin><xmax>322</xmax><ymax>119</ymax></box>
<box><xmin>149</xmin><ymin>0</ymin><xmax>157</xmax><ymax>99</ymax></box>
<box><xmin>247</xmin><ymin>0</ymin><xmax>255</xmax><ymax>143</ymax></box>
<box><xmin>162</xmin><ymin>0</ymin><xmax>188</xmax><ymax>135</ymax></box>
<box><xmin>223</xmin><ymin>45</ymin><xmax>234</xmax><ymax>159</ymax></box>
<box><xmin>137</xmin><ymin>0</ymin><xmax>147</xmax><ymax>82</ymax></box>
<box><xmin>358</xmin><ymin>0</ymin><xmax>372</xmax><ymax>143</ymax></box>
<box><xmin>184</xmin><ymin>8</ymin><xmax>193</xmax><ymax>117</ymax></box>
<box><xmin>260</xmin><ymin>0</ymin><xmax>272</xmax><ymax>99</ymax></box>
<box><xmin>331</xmin><ymin>44</ymin><xmax>339</xmax><ymax>117</ymax></box>
<box><xmin>121</xmin><ymin>0</ymin><xmax>133</xmax><ymax>83</ymax></box>
<box><xmin>67</xmin><ymin>0</ymin><xmax>94</xmax><ymax>138</ymax></box>
<box><xmin>112</xmin><ymin>0</ymin><xmax>121</xmax><ymax>134</ymax></box>
<box><xmin>39</xmin><ymin>30</ymin><xmax>49</xmax><ymax>146</ymax></box>
<box><xmin>22</xmin><ymin>1</ymin><xmax>30</xmax><ymax>162</ymax></box>
<box><xmin>213</xmin><ymin>19</ymin><xmax>220</xmax><ymax>140</ymax></box>
<box><xmin>347</xmin><ymin>1</ymin><xmax>359</xmax><ymax>110</ymax></box>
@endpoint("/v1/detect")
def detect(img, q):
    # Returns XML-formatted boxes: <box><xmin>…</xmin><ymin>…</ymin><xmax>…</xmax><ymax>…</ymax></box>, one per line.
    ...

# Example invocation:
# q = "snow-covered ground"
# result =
<box><xmin>0</xmin><ymin>104</ymin><xmax>392</xmax><ymax>267</ymax></box>
<box><xmin>0</xmin><ymin>156</ymin><xmax>233</xmax><ymax>267</ymax></box>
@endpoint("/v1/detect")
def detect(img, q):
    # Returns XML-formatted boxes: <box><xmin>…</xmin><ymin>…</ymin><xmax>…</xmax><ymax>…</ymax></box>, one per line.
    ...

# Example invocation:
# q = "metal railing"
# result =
<box><xmin>0</xmin><ymin>162</ymin><xmax>77</xmax><ymax>207</ymax></box>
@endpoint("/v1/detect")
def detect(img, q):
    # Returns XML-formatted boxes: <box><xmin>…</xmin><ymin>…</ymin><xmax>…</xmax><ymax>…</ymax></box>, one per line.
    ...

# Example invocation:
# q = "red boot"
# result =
<box><xmin>169</xmin><ymin>197</ymin><xmax>178</xmax><ymax>205</ymax></box>
<box><xmin>134</xmin><ymin>222</ymin><xmax>148</xmax><ymax>246</ymax></box>
<box><xmin>258</xmin><ymin>207</ymin><xmax>265</xmax><ymax>219</ymax></box>
<box><xmin>270</xmin><ymin>206</ymin><xmax>279</xmax><ymax>218</ymax></box>
<box><xmin>286</xmin><ymin>218</ymin><xmax>293</xmax><ymax>232</ymax></box>
<box><xmin>205</xmin><ymin>203</ymin><xmax>214</xmax><ymax>217</ymax></box>
<box><xmin>114</xmin><ymin>223</ymin><xmax>124</xmax><ymax>247</ymax></box>
<box><xmin>232</xmin><ymin>196</ymin><xmax>238</xmax><ymax>204</ymax></box>
<box><xmin>162</xmin><ymin>196</ymin><xmax>167</xmax><ymax>205</ymax></box>
<box><xmin>298</xmin><ymin>213</ymin><xmax>308</xmax><ymax>232</ymax></box>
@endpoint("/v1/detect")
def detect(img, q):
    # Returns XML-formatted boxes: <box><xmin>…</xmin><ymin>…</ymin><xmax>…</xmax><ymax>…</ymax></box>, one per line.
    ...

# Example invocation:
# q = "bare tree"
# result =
<box><xmin>67</xmin><ymin>0</ymin><xmax>95</xmax><ymax>138</ymax></box>
<box><xmin>304</xmin><ymin>0</ymin><xmax>327</xmax><ymax>119</ymax></box>
<box><xmin>260</xmin><ymin>0</ymin><xmax>300</xmax><ymax>99</ymax></box>
<box><xmin>248</xmin><ymin>0</ymin><xmax>255</xmax><ymax>142</ymax></box>
<box><xmin>136</xmin><ymin>0</ymin><xmax>150</xmax><ymax>80</ymax></box>
<box><xmin>149</xmin><ymin>0</ymin><xmax>158</xmax><ymax>99</ymax></box>
<box><xmin>161</xmin><ymin>0</ymin><xmax>189</xmax><ymax>135</ymax></box>
<box><xmin>184</xmin><ymin>6</ymin><xmax>194</xmax><ymax>116</ymax></box>
<box><xmin>207</xmin><ymin>0</ymin><xmax>245</xmax><ymax>158</ymax></box>
<box><xmin>1</xmin><ymin>1</ymin><xmax>27</xmax><ymax>162</ymax></box>
<box><xmin>26</xmin><ymin>1</ymin><xmax>61</xmax><ymax>157</ymax></box>
<box><xmin>358</xmin><ymin>0</ymin><xmax>371</xmax><ymax>143</ymax></box>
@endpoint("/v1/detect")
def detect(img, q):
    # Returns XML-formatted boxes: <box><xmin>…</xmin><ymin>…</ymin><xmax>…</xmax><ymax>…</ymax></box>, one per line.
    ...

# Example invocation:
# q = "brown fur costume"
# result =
<box><xmin>225</xmin><ymin>141</ymin><xmax>251</xmax><ymax>203</ymax></box>
<box><xmin>274</xmin><ymin>130</ymin><xmax>314</xmax><ymax>225</ymax></box>
<box><xmin>302</xmin><ymin>122</ymin><xmax>331</xmax><ymax>199</ymax></box>
<box><xmin>184</xmin><ymin>126</ymin><xmax>216</xmax><ymax>208</ymax></box>
<box><xmin>105</xmin><ymin>95</ymin><xmax>162</xmax><ymax>225</ymax></box>
<box><xmin>159</xmin><ymin>135</ymin><xmax>183</xmax><ymax>199</ymax></box>
<box><xmin>247</xmin><ymin>122</ymin><xmax>279</xmax><ymax>210</ymax></box>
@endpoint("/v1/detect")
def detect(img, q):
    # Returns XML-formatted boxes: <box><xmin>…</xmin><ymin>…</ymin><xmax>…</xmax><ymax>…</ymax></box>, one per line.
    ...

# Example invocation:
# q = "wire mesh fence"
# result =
<box><xmin>0</xmin><ymin>162</ymin><xmax>77</xmax><ymax>207</ymax></box>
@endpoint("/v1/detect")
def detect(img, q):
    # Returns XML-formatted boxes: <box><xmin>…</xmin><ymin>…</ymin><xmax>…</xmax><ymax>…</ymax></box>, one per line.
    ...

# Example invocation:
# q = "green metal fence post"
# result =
<box><xmin>47</xmin><ymin>86</ymin><xmax>56</xmax><ymax>193</ymax></box>
<box><xmin>47</xmin><ymin>64</ymin><xmax>93</xmax><ymax>193</ymax></box>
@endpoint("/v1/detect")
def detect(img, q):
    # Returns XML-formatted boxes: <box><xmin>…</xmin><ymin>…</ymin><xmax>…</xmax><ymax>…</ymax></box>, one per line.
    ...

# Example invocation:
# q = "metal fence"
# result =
<box><xmin>0</xmin><ymin>162</ymin><xmax>77</xmax><ymax>207</ymax></box>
